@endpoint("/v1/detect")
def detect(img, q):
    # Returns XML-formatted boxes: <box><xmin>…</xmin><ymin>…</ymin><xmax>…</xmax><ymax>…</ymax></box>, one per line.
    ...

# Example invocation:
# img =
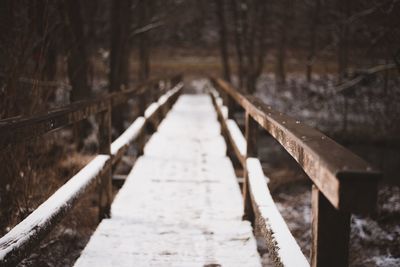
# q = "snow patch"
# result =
<box><xmin>247</xmin><ymin>157</ymin><xmax>309</xmax><ymax>267</ymax></box>
<box><xmin>144</xmin><ymin>103</ymin><xmax>159</xmax><ymax>119</ymax></box>
<box><xmin>220</xmin><ymin>105</ymin><xmax>228</xmax><ymax>120</ymax></box>
<box><xmin>226</xmin><ymin>119</ymin><xmax>246</xmax><ymax>157</ymax></box>
<box><xmin>111</xmin><ymin>117</ymin><xmax>146</xmax><ymax>155</ymax></box>
<box><xmin>369</xmin><ymin>256</ymin><xmax>400</xmax><ymax>267</ymax></box>
<box><xmin>216</xmin><ymin>97</ymin><xmax>223</xmax><ymax>107</ymax></box>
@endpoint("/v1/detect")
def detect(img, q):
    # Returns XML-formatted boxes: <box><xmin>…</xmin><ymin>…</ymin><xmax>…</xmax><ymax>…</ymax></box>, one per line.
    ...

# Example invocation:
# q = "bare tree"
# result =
<box><xmin>306</xmin><ymin>0</ymin><xmax>321</xmax><ymax>83</ymax></box>
<box><xmin>137</xmin><ymin>0</ymin><xmax>152</xmax><ymax>81</ymax></box>
<box><xmin>244</xmin><ymin>0</ymin><xmax>268</xmax><ymax>93</ymax></box>
<box><xmin>109</xmin><ymin>0</ymin><xmax>133</xmax><ymax>133</ymax></box>
<box><xmin>337</xmin><ymin>0</ymin><xmax>351</xmax><ymax>82</ymax></box>
<box><xmin>275</xmin><ymin>0</ymin><xmax>293</xmax><ymax>85</ymax></box>
<box><xmin>215</xmin><ymin>0</ymin><xmax>231</xmax><ymax>82</ymax></box>
<box><xmin>61</xmin><ymin>0</ymin><xmax>91</xmax><ymax>102</ymax></box>
<box><xmin>230</xmin><ymin>0</ymin><xmax>245</xmax><ymax>88</ymax></box>
<box><xmin>229</xmin><ymin>0</ymin><xmax>268</xmax><ymax>93</ymax></box>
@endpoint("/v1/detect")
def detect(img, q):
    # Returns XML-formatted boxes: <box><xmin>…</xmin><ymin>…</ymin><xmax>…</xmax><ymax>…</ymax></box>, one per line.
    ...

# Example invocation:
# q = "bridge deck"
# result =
<box><xmin>74</xmin><ymin>94</ymin><xmax>261</xmax><ymax>266</ymax></box>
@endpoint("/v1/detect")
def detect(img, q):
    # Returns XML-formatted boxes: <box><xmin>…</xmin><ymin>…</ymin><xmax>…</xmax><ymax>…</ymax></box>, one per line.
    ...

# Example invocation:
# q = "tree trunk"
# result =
<box><xmin>109</xmin><ymin>0</ymin><xmax>133</xmax><ymax>133</ymax></box>
<box><xmin>276</xmin><ymin>0</ymin><xmax>291</xmax><ymax>86</ymax></box>
<box><xmin>337</xmin><ymin>0</ymin><xmax>350</xmax><ymax>82</ymax></box>
<box><xmin>62</xmin><ymin>0</ymin><xmax>90</xmax><ymax>102</ymax></box>
<box><xmin>245</xmin><ymin>0</ymin><xmax>267</xmax><ymax>94</ymax></box>
<box><xmin>306</xmin><ymin>0</ymin><xmax>320</xmax><ymax>83</ymax></box>
<box><xmin>0</xmin><ymin>0</ymin><xmax>16</xmax><ymax>233</ymax></box>
<box><xmin>0</xmin><ymin>0</ymin><xmax>18</xmax><ymax>118</ymax></box>
<box><xmin>230</xmin><ymin>0</ymin><xmax>245</xmax><ymax>89</ymax></box>
<box><xmin>60</xmin><ymin>0</ymin><xmax>91</xmax><ymax>149</ymax></box>
<box><xmin>138</xmin><ymin>0</ymin><xmax>151</xmax><ymax>82</ymax></box>
<box><xmin>215</xmin><ymin>0</ymin><xmax>231</xmax><ymax>82</ymax></box>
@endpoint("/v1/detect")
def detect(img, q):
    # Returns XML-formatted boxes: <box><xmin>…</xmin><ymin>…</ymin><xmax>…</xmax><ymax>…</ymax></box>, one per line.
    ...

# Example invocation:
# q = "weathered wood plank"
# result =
<box><xmin>0</xmin><ymin>75</ymin><xmax>182</xmax><ymax>151</ymax></box>
<box><xmin>243</xmin><ymin>111</ymin><xmax>257</xmax><ymax>224</ymax></box>
<box><xmin>247</xmin><ymin>158</ymin><xmax>309</xmax><ymax>267</ymax></box>
<box><xmin>211</xmin><ymin>77</ymin><xmax>380</xmax><ymax>213</ymax></box>
<box><xmin>97</xmin><ymin>108</ymin><xmax>112</xmax><ymax>220</ymax></box>
<box><xmin>209</xmin><ymin>90</ymin><xmax>246</xmax><ymax>167</ymax></box>
<box><xmin>311</xmin><ymin>185</ymin><xmax>351</xmax><ymax>267</ymax></box>
<box><xmin>0</xmin><ymin>99</ymin><xmax>109</xmax><ymax>150</ymax></box>
<box><xmin>0</xmin><ymin>155</ymin><xmax>111</xmax><ymax>266</ymax></box>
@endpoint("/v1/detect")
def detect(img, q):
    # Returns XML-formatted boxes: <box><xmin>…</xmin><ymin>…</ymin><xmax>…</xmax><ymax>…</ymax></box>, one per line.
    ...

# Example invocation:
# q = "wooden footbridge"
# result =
<box><xmin>0</xmin><ymin>75</ymin><xmax>380</xmax><ymax>267</ymax></box>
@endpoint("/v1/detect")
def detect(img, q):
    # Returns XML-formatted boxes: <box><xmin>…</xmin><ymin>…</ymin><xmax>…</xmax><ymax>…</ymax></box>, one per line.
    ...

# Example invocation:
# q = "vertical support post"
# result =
<box><xmin>243</xmin><ymin>111</ymin><xmax>257</xmax><ymax>224</ymax></box>
<box><xmin>98</xmin><ymin>105</ymin><xmax>112</xmax><ymax>220</ymax></box>
<box><xmin>343</xmin><ymin>97</ymin><xmax>348</xmax><ymax>134</ymax></box>
<box><xmin>227</xmin><ymin>96</ymin><xmax>235</xmax><ymax>119</ymax></box>
<box><xmin>139</xmin><ymin>91</ymin><xmax>147</xmax><ymax>116</ymax></box>
<box><xmin>223</xmin><ymin>92</ymin><xmax>234</xmax><ymax>119</ymax></box>
<box><xmin>153</xmin><ymin>83</ymin><xmax>159</xmax><ymax>102</ymax></box>
<box><xmin>136</xmin><ymin>129</ymin><xmax>146</xmax><ymax>156</ymax></box>
<box><xmin>311</xmin><ymin>185</ymin><xmax>351</xmax><ymax>267</ymax></box>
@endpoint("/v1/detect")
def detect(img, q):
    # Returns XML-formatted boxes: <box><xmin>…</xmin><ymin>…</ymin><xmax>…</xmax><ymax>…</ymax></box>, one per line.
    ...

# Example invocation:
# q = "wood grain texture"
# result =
<box><xmin>0</xmin><ymin>75</ymin><xmax>181</xmax><ymax>150</ymax></box>
<box><xmin>211</xmin><ymin>77</ymin><xmax>380</xmax><ymax>214</ymax></box>
<box><xmin>311</xmin><ymin>186</ymin><xmax>350</xmax><ymax>267</ymax></box>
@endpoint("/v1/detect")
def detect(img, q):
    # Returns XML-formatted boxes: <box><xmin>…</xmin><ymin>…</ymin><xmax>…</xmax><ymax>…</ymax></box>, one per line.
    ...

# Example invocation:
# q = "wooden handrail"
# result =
<box><xmin>209</xmin><ymin>77</ymin><xmax>381</xmax><ymax>267</ymax></box>
<box><xmin>0</xmin><ymin>155</ymin><xmax>111</xmax><ymax>266</ymax></box>
<box><xmin>0</xmin><ymin>76</ymin><xmax>183</xmax><ymax>266</ymax></box>
<box><xmin>211</xmin><ymin>77</ymin><xmax>379</xmax><ymax>213</ymax></box>
<box><xmin>0</xmin><ymin>74</ymin><xmax>182</xmax><ymax>150</ymax></box>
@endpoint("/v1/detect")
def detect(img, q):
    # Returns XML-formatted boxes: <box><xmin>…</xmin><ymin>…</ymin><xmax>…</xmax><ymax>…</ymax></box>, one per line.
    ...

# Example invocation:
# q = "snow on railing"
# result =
<box><xmin>210</xmin><ymin>76</ymin><xmax>380</xmax><ymax>267</ymax></box>
<box><xmin>144</xmin><ymin>103</ymin><xmax>160</xmax><ymax>119</ymax></box>
<box><xmin>111</xmin><ymin>117</ymin><xmax>146</xmax><ymax>156</ymax></box>
<box><xmin>226</xmin><ymin>119</ymin><xmax>246</xmax><ymax>158</ymax></box>
<box><xmin>0</xmin><ymin>75</ymin><xmax>183</xmax><ymax>266</ymax></box>
<box><xmin>0</xmin><ymin>155</ymin><xmax>110</xmax><ymax>265</ymax></box>
<box><xmin>110</xmin><ymin>82</ymin><xmax>184</xmax><ymax>159</ymax></box>
<box><xmin>247</xmin><ymin>158</ymin><xmax>309</xmax><ymax>267</ymax></box>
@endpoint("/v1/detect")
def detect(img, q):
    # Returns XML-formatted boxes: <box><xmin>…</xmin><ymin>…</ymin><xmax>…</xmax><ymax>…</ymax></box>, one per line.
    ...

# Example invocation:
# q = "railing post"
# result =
<box><xmin>222</xmin><ymin>92</ymin><xmax>234</xmax><ymax>119</ymax></box>
<box><xmin>97</xmin><ymin>105</ymin><xmax>112</xmax><ymax>220</ymax></box>
<box><xmin>243</xmin><ymin>111</ymin><xmax>257</xmax><ymax>224</ymax></box>
<box><xmin>311</xmin><ymin>185</ymin><xmax>351</xmax><ymax>267</ymax></box>
<box><xmin>139</xmin><ymin>91</ymin><xmax>147</xmax><ymax>116</ymax></box>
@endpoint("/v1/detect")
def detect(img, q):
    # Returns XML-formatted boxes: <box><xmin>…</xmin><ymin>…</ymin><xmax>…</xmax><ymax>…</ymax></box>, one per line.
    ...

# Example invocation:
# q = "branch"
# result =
<box><xmin>130</xmin><ymin>20</ymin><xmax>164</xmax><ymax>38</ymax></box>
<box><xmin>334</xmin><ymin>63</ymin><xmax>397</xmax><ymax>94</ymax></box>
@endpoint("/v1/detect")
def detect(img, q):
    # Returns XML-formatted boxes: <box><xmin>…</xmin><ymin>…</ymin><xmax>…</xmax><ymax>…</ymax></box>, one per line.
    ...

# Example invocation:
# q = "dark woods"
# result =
<box><xmin>214</xmin><ymin>0</ymin><xmax>400</xmax><ymax>92</ymax></box>
<box><xmin>1</xmin><ymin>0</ymin><xmax>399</xmax><ymax>116</ymax></box>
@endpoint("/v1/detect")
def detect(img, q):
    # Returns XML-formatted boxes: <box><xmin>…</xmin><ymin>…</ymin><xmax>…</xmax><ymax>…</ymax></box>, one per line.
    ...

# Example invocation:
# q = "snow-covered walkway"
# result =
<box><xmin>74</xmin><ymin>94</ymin><xmax>261</xmax><ymax>267</ymax></box>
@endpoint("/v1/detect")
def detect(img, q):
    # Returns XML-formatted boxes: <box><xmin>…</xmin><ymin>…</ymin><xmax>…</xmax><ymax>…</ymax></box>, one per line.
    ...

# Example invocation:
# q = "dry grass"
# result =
<box><xmin>129</xmin><ymin>47</ymin><xmax>343</xmax><ymax>80</ymax></box>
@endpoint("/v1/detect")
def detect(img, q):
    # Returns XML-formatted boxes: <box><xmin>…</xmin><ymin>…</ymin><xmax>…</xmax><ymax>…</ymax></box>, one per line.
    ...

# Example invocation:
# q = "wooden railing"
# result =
<box><xmin>209</xmin><ymin>77</ymin><xmax>380</xmax><ymax>267</ymax></box>
<box><xmin>0</xmin><ymin>75</ymin><xmax>183</xmax><ymax>266</ymax></box>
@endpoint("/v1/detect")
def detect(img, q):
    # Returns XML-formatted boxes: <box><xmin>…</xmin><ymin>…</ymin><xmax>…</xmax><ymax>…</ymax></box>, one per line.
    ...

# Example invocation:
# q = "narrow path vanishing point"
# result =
<box><xmin>74</xmin><ymin>93</ymin><xmax>261</xmax><ymax>266</ymax></box>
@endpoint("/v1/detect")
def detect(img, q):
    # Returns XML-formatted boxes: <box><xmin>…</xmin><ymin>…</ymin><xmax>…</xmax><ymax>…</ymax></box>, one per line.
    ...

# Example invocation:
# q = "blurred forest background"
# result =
<box><xmin>0</xmin><ymin>0</ymin><xmax>399</xmax><ymax>266</ymax></box>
